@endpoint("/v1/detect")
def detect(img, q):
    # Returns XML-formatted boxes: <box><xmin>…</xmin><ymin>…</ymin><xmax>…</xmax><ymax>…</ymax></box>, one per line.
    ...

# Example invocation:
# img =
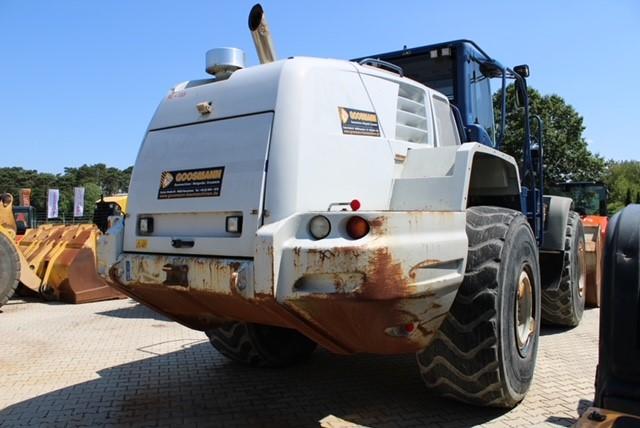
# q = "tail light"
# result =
<box><xmin>346</xmin><ymin>216</ymin><xmax>369</xmax><ymax>240</ymax></box>
<box><xmin>309</xmin><ymin>215</ymin><xmax>331</xmax><ymax>240</ymax></box>
<box><xmin>138</xmin><ymin>216</ymin><xmax>154</xmax><ymax>235</ymax></box>
<box><xmin>226</xmin><ymin>216</ymin><xmax>243</xmax><ymax>234</ymax></box>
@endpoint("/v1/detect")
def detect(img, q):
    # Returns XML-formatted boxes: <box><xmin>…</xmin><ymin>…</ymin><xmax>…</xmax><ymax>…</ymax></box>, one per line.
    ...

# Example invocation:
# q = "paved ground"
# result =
<box><xmin>0</xmin><ymin>297</ymin><xmax>598</xmax><ymax>427</ymax></box>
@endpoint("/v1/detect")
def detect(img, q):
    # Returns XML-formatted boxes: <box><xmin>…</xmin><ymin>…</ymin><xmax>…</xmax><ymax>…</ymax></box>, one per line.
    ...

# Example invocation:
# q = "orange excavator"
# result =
<box><xmin>549</xmin><ymin>182</ymin><xmax>608</xmax><ymax>307</ymax></box>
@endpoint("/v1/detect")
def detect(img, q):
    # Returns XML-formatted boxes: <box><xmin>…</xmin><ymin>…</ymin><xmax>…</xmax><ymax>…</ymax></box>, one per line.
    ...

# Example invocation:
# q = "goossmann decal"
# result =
<box><xmin>157</xmin><ymin>166</ymin><xmax>225</xmax><ymax>199</ymax></box>
<box><xmin>338</xmin><ymin>106</ymin><xmax>381</xmax><ymax>137</ymax></box>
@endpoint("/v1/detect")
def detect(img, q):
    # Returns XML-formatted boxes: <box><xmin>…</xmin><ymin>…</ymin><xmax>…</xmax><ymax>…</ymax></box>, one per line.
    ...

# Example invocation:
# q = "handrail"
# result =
<box><xmin>358</xmin><ymin>58</ymin><xmax>404</xmax><ymax>77</ymax></box>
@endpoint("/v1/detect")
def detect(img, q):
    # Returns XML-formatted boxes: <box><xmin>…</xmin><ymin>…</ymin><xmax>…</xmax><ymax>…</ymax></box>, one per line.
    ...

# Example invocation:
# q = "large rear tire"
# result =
<box><xmin>206</xmin><ymin>322</ymin><xmax>317</xmax><ymax>368</ymax></box>
<box><xmin>0</xmin><ymin>233</ymin><xmax>20</xmax><ymax>308</ymax></box>
<box><xmin>541</xmin><ymin>211</ymin><xmax>585</xmax><ymax>327</ymax></box>
<box><xmin>417</xmin><ymin>206</ymin><xmax>541</xmax><ymax>408</ymax></box>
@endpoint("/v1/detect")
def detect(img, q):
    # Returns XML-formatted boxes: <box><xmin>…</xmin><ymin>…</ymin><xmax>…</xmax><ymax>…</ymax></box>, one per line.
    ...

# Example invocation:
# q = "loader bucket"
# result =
<box><xmin>582</xmin><ymin>215</ymin><xmax>608</xmax><ymax>307</ymax></box>
<box><xmin>15</xmin><ymin>223</ymin><xmax>124</xmax><ymax>303</ymax></box>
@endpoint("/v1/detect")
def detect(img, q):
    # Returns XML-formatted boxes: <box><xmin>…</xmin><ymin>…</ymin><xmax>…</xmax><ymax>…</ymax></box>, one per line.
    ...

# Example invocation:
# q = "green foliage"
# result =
<box><xmin>0</xmin><ymin>164</ymin><xmax>132</xmax><ymax>220</ymax></box>
<box><xmin>603</xmin><ymin>160</ymin><xmax>640</xmax><ymax>214</ymax></box>
<box><xmin>494</xmin><ymin>85</ymin><xmax>606</xmax><ymax>186</ymax></box>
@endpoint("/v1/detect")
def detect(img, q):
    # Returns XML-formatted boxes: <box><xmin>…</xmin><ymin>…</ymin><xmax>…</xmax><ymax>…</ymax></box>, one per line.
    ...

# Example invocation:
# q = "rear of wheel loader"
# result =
<box><xmin>1</xmin><ymin>192</ymin><xmax>125</xmax><ymax>305</ymax></box>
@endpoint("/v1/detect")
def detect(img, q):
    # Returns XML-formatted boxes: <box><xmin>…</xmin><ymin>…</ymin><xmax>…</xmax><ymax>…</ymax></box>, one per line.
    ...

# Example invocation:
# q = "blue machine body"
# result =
<box><xmin>355</xmin><ymin>40</ymin><xmax>545</xmax><ymax>244</ymax></box>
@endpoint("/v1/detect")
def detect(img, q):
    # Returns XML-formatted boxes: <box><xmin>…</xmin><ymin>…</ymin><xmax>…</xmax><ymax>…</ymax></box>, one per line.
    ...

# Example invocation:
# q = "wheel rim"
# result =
<box><xmin>515</xmin><ymin>265</ymin><xmax>535</xmax><ymax>357</ymax></box>
<box><xmin>577</xmin><ymin>238</ymin><xmax>586</xmax><ymax>298</ymax></box>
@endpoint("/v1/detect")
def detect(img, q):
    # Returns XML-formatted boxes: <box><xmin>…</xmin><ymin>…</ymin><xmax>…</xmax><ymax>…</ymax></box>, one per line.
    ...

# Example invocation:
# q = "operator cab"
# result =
<box><xmin>13</xmin><ymin>206</ymin><xmax>36</xmax><ymax>235</ymax></box>
<box><xmin>355</xmin><ymin>40</ymin><xmax>501</xmax><ymax>148</ymax></box>
<box><xmin>549</xmin><ymin>183</ymin><xmax>608</xmax><ymax>217</ymax></box>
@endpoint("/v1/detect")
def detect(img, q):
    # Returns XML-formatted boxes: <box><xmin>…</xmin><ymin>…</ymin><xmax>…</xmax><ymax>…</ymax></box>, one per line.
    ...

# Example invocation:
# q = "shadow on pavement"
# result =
<box><xmin>545</xmin><ymin>415</ymin><xmax>577</xmax><ymax>427</ymax></box>
<box><xmin>1</xmin><ymin>343</ymin><xmax>509</xmax><ymax>427</ymax></box>
<box><xmin>5</xmin><ymin>295</ymin><xmax>65</xmax><ymax>307</ymax></box>
<box><xmin>96</xmin><ymin>303</ymin><xmax>170</xmax><ymax>322</ymax></box>
<box><xmin>540</xmin><ymin>308</ymin><xmax>599</xmax><ymax>337</ymax></box>
<box><xmin>544</xmin><ymin>396</ymin><xmax>594</xmax><ymax>427</ymax></box>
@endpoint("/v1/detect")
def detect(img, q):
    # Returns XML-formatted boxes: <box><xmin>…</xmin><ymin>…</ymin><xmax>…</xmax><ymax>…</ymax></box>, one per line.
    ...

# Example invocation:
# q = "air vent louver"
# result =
<box><xmin>396</xmin><ymin>84</ymin><xmax>428</xmax><ymax>144</ymax></box>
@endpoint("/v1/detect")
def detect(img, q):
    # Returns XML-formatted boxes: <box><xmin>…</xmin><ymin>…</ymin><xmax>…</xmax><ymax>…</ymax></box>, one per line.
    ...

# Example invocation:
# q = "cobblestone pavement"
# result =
<box><xmin>0</xmin><ymin>297</ymin><xmax>598</xmax><ymax>427</ymax></box>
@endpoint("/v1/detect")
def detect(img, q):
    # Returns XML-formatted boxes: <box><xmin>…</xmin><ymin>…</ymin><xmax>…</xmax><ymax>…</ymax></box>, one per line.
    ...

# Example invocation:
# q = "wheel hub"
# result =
<box><xmin>515</xmin><ymin>266</ymin><xmax>535</xmax><ymax>357</ymax></box>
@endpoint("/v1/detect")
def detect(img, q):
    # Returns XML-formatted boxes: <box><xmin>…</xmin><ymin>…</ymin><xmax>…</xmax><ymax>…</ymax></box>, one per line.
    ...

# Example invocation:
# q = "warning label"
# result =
<box><xmin>338</xmin><ymin>107</ymin><xmax>381</xmax><ymax>137</ymax></box>
<box><xmin>157</xmin><ymin>166</ymin><xmax>225</xmax><ymax>199</ymax></box>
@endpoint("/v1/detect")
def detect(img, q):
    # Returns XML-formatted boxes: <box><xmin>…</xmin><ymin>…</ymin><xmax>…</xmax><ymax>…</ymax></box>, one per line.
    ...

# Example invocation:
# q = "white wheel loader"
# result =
<box><xmin>98</xmin><ymin>4</ymin><xmax>584</xmax><ymax>408</ymax></box>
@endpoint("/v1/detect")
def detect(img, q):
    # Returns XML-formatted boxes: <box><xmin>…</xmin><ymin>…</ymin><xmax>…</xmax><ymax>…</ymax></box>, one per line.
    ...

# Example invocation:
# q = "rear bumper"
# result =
<box><xmin>105</xmin><ymin>211</ymin><xmax>468</xmax><ymax>354</ymax></box>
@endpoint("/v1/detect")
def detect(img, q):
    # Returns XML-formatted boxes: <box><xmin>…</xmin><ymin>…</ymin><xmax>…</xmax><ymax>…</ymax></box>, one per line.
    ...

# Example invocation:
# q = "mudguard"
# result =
<box><xmin>539</xmin><ymin>195</ymin><xmax>573</xmax><ymax>290</ymax></box>
<box><xmin>594</xmin><ymin>204</ymin><xmax>640</xmax><ymax>416</ymax></box>
<box><xmin>541</xmin><ymin>195</ymin><xmax>572</xmax><ymax>251</ymax></box>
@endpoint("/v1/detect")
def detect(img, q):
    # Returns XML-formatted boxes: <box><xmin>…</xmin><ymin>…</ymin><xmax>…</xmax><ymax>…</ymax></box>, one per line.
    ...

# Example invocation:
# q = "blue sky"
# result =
<box><xmin>1</xmin><ymin>1</ymin><xmax>638</xmax><ymax>173</ymax></box>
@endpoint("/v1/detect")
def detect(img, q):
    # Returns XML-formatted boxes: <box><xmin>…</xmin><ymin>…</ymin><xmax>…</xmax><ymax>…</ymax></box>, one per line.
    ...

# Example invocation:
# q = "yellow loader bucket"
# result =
<box><xmin>1</xmin><ymin>192</ymin><xmax>125</xmax><ymax>305</ymax></box>
<box><xmin>17</xmin><ymin>224</ymin><xmax>124</xmax><ymax>303</ymax></box>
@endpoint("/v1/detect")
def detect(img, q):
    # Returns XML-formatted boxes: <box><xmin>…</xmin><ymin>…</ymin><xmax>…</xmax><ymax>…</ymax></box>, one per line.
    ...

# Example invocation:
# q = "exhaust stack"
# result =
<box><xmin>248</xmin><ymin>4</ymin><xmax>277</xmax><ymax>64</ymax></box>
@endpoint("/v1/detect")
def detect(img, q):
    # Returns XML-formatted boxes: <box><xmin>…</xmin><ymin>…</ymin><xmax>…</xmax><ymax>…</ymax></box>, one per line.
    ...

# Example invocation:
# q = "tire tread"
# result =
<box><xmin>541</xmin><ymin>211</ymin><xmax>585</xmax><ymax>326</ymax></box>
<box><xmin>418</xmin><ymin>206</ymin><xmax>533</xmax><ymax>407</ymax></box>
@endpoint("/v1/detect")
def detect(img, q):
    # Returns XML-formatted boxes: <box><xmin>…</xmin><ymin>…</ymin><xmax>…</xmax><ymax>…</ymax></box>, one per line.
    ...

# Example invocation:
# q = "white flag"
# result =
<box><xmin>47</xmin><ymin>189</ymin><xmax>59</xmax><ymax>219</ymax></box>
<box><xmin>73</xmin><ymin>187</ymin><xmax>85</xmax><ymax>217</ymax></box>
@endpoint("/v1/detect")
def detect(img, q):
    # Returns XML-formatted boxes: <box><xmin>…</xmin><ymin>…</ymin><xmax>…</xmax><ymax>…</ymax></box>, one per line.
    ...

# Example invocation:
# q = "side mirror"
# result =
<box><xmin>531</xmin><ymin>143</ymin><xmax>541</xmax><ymax>169</ymax></box>
<box><xmin>514</xmin><ymin>64</ymin><xmax>530</xmax><ymax>78</ymax></box>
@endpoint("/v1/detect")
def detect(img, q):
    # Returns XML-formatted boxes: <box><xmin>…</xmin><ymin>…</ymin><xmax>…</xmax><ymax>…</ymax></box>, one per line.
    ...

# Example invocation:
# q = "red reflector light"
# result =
<box><xmin>346</xmin><ymin>216</ymin><xmax>369</xmax><ymax>240</ymax></box>
<box><xmin>350</xmin><ymin>199</ymin><xmax>361</xmax><ymax>211</ymax></box>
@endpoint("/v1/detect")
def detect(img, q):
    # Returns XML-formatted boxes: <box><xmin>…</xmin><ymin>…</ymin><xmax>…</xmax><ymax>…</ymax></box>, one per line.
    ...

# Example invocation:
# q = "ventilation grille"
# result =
<box><xmin>396</xmin><ymin>83</ymin><xmax>428</xmax><ymax>144</ymax></box>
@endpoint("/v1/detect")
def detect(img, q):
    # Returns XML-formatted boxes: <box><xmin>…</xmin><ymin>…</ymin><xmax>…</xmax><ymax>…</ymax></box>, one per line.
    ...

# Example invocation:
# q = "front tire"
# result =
<box><xmin>206</xmin><ymin>322</ymin><xmax>317</xmax><ymax>368</ymax></box>
<box><xmin>541</xmin><ymin>211</ymin><xmax>585</xmax><ymax>327</ymax></box>
<box><xmin>417</xmin><ymin>206</ymin><xmax>541</xmax><ymax>408</ymax></box>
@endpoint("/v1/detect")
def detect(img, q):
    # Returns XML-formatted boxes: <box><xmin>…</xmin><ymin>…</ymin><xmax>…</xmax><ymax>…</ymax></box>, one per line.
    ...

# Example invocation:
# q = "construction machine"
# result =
<box><xmin>549</xmin><ymin>182</ymin><xmax>608</xmax><ymax>306</ymax></box>
<box><xmin>575</xmin><ymin>204</ymin><xmax>640</xmax><ymax>426</ymax></box>
<box><xmin>98</xmin><ymin>4</ymin><xmax>584</xmax><ymax>407</ymax></box>
<box><xmin>0</xmin><ymin>193</ymin><xmax>126</xmax><ymax>306</ymax></box>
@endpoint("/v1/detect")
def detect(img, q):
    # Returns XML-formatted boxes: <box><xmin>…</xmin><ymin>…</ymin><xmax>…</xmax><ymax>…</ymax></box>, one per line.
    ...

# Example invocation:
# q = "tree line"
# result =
<box><xmin>0</xmin><ymin>164</ymin><xmax>132</xmax><ymax>220</ymax></box>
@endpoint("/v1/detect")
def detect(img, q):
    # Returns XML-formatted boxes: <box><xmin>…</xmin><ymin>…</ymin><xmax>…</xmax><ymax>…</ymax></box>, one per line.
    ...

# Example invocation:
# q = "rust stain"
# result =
<box><xmin>318</xmin><ymin>249</ymin><xmax>335</xmax><ymax>262</ymax></box>
<box><xmin>369</xmin><ymin>216</ymin><xmax>386</xmax><ymax>233</ymax></box>
<box><xmin>285</xmin><ymin>295</ymin><xmax>431</xmax><ymax>354</ymax></box>
<box><xmin>360</xmin><ymin>247</ymin><xmax>407</xmax><ymax>300</ymax></box>
<box><xmin>408</xmin><ymin>259</ymin><xmax>442</xmax><ymax>279</ymax></box>
<box><xmin>105</xmin><ymin>229</ymin><xmax>461</xmax><ymax>356</ymax></box>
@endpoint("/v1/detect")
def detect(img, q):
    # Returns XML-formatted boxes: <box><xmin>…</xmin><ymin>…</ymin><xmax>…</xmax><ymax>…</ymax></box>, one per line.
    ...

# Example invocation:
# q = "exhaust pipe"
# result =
<box><xmin>248</xmin><ymin>3</ymin><xmax>277</xmax><ymax>64</ymax></box>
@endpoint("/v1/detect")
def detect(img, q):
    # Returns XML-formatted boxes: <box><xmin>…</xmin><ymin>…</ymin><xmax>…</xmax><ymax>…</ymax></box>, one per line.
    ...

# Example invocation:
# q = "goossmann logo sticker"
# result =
<box><xmin>157</xmin><ymin>166</ymin><xmax>225</xmax><ymax>199</ymax></box>
<box><xmin>338</xmin><ymin>107</ymin><xmax>381</xmax><ymax>137</ymax></box>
